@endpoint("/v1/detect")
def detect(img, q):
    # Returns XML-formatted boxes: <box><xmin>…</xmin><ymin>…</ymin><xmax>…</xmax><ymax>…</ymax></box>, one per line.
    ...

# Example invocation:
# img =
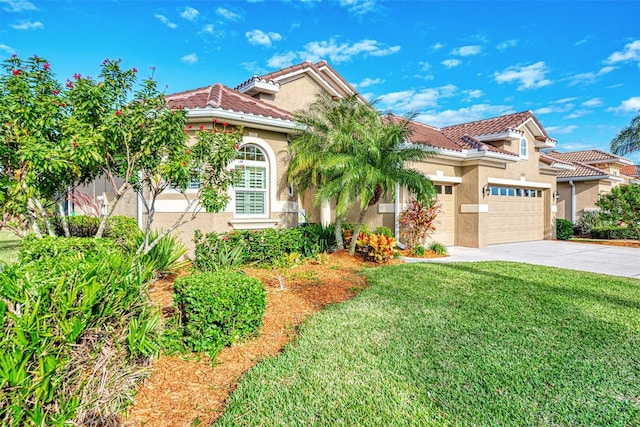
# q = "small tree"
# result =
<box><xmin>595</xmin><ymin>182</ymin><xmax>640</xmax><ymax>229</ymax></box>
<box><xmin>398</xmin><ymin>198</ymin><xmax>441</xmax><ymax>248</ymax></box>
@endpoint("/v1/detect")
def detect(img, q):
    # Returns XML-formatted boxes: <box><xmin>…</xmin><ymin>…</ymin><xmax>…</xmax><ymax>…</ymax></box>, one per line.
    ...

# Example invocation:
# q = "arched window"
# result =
<box><xmin>519</xmin><ymin>138</ymin><xmax>528</xmax><ymax>159</ymax></box>
<box><xmin>234</xmin><ymin>144</ymin><xmax>267</xmax><ymax>215</ymax></box>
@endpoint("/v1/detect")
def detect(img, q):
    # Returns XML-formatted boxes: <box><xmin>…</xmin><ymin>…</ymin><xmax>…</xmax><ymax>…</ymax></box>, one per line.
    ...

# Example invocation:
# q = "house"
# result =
<box><xmin>622</xmin><ymin>164</ymin><xmax>640</xmax><ymax>180</ymax></box>
<box><xmin>545</xmin><ymin>149</ymin><xmax>634</xmax><ymax>224</ymax></box>
<box><xmin>150</xmin><ymin>60</ymin><xmax>564</xmax><ymax>249</ymax></box>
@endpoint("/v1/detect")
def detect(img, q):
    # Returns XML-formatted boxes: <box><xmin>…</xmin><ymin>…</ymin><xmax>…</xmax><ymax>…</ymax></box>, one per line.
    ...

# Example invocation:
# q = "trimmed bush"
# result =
<box><xmin>590</xmin><ymin>226</ymin><xmax>640</xmax><ymax>240</ymax></box>
<box><xmin>19</xmin><ymin>234</ymin><xmax>117</xmax><ymax>263</ymax></box>
<box><xmin>556</xmin><ymin>218</ymin><xmax>574</xmax><ymax>240</ymax></box>
<box><xmin>173</xmin><ymin>271</ymin><xmax>266</xmax><ymax>355</ymax></box>
<box><xmin>105</xmin><ymin>215</ymin><xmax>140</xmax><ymax>251</ymax></box>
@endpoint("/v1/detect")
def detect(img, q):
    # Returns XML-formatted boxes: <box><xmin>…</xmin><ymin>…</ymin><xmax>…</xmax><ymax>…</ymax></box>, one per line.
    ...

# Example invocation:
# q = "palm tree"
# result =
<box><xmin>316</xmin><ymin>112</ymin><xmax>436</xmax><ymax>255</ymax></box>
<box><xmin>287</xmin><ymin>93</ymin><xmax>370</xmax><ymax>250</ymax></box>
<box><xmin>611</xmin><ymin>112</ymin><xmax>640</xmax><ymax>156</ymax></box>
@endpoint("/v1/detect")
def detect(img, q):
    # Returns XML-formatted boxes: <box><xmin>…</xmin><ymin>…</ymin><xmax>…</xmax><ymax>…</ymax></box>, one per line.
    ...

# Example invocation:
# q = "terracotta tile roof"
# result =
<box><xmin>621</xmin><ymin>164</ymin><xmax>640</xmax><ymax>177</ymax></box>
<box><xmin>442</xmin><ymin>110</ymin><xmax>542</xmax><ymax>140</ymax></box>
<box><xmin>547</xmin><ymin>149</ymin><xmax>625</xmax><ymax>164</ymax></box>
<box><xmin>404</xmin><ymin>119</ymin><xmax>463</xmax><ymax>152</ymax></box>
<box><xmin>555</xmin><ymin>162</ymin><xmax>609</xmax><ymax>179</ymax></box>
<box><xmin>165</xmin><ymin>84</ymin><xmax>293</xmax><ymax>121</ymax></box>
<box><xmin>540</xmin><ymin>153</ymin><xmax>574</xmax><ymax>168</ymax></box>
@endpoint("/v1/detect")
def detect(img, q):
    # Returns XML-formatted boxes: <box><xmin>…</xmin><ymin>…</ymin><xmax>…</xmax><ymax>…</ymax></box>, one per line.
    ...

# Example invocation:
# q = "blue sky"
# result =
<box><xmin>1</xmin><ymin>0</ymin><xmax>639</xmax><ymax>163</ymax></box>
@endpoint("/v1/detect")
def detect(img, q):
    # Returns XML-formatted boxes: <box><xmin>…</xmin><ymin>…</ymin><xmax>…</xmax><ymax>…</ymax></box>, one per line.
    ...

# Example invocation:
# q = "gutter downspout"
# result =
<box><xmin>568</xmin><ymin>180</ymin><xmax>575</xmax><ymax>223</ymax></box>
<box><xmin>394</xmin><ymin>182</ymin><xmax>406</xmax><ymax>249</ymax></box>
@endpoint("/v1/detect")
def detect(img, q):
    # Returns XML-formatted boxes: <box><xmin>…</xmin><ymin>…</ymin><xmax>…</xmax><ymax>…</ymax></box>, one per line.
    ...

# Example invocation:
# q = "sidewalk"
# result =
<box><xmin>403</xmin><ymin>240</ymin><xmax>640</xmax><ymax>279</ymax></box>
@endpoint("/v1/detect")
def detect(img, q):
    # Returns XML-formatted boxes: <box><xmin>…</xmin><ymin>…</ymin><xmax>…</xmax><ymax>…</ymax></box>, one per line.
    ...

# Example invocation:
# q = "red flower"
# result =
<box><xmin>66</xmin><ymin>80</ymin><xmax>74</xmax><ymax>88</ymax></box>
<box><xmin>199</xmin><ymin>125</ymin><xmax>205</xmax><ymax>130</ymax></box>
<box><xmin>213</xmin><ymin>118</ymin><xmax>218</xmax><ymax>124</ymax></box>
<box><xmin>115</xmin><ymin>110</ymin><xmax>122</xmax><ymax>116</ymax></box>
<box><xmin>60</xmin><ymin>102</ymin><xmax>66</xmax><ymax>107</ymax></box>
<box><xmin>103</xmin><ymin>58</ymin><xmax>109</xmax><ymax>65</ymax></box>
<box><xmin>12</xmin><ymin>54</ymin><xmax>17</xmax><ymax>58</ymax></box>
<box><xmin>213</xmin><ymin>129</ymin><xmax>218</xmax><ymax>133</ymax></box>
<box><xmin>73</xmin><ymin>73</ymin><xmax>82</xmax><ymax>80</ymax></box>
<box><xmin>182</xmin><ymin>161</ymin><xmax>187</xmax><ymax>166</ymax></box>
<box><xmin>12</xmin><ymin>69</ymin><xmax>20</xmax><ymax>76</ymax></box>
<box><xmin>72</xmin><ymin>141</ymin><xmax>79</xmax><ymax>148</ymax></box>
<box><xmin>43</xmin><ymin>63</ymin><xmax>50</xmax><ymax>70</ymax></box>
<box><xmin>132</xmin><ymin>67</ymin><xmax>138</xmax><ymax>73</ymax></box>
<box><xmin>187</xmin><ymin>125</ymin><xmax>192</xmax><ymax>129</ymax></box>
<box><xmin>222</xmin><ymin>121</ymin><xmax>228</xmax><ymax>127</ymax></box>
<box><xmin>52</xmin><ymin>90</ymin><xmax>59</xmax><ymax>95</ymax></box>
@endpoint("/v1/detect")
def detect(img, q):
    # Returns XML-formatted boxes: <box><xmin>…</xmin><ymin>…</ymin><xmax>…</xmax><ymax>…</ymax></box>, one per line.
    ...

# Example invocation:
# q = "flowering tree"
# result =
<box><xmin>1</xmin><ymin>55</ymin><xmax>241</xmax><ymax>254</ymax></box>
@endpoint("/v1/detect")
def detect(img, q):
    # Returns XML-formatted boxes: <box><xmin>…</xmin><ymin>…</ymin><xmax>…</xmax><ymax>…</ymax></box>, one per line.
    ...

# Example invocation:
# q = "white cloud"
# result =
<box><xmin>441</xmin><ymin>59</ymin><xmax>461</xmax><ymax>68</ymax></box>
<box><xmin>605</xmin><ymin>39</ymin><xmax>640</xmax><ymax>66</ymax></box>
<box><xmin>432</xmin><ymin>42</ymin><xmax>444</xmax><ymax>50</ymax></box>
<box><xmin>563</xmin><ymin>110</ymin><xmax>591</xmax><ymax>119</ymax></box>
<box><xmin>418</xmin><ymin>61</ymin><xmax>430</xmax><ymax>72</ymax></box>
<box><xmin>545</xmin><ymin>125</ymin><xmax>578</xmax><ymax>134</ymax></box>
<box><xmin>180</xmin><ymin>6</ymin><xmax>199</xmax><ymax>21</ymax></box>
<box><xmin>246</xmin><ymin>29</ymin><xmax>282</xmax><ymax>47</ymax></box>
<box><xmin>493</xmin><ymin>61</ymin><xmax>552</xmax><ymax>90</ymax></box>
<box><xmin>11</xmin><ymin>20</ymin><xmax>42</xmax><ymax>30</ymax></box>
<box><xmin>180</xmin><ymin>53</ymin><xmax>198</xmax><ymax>64</ymax></box>
<box><xmin>201</xmin><ymin>24</ymin><xmax>214</xmax><ymax>34</ymax></box>
<box><xmin>356</xmin><ymin>77</ymin><xmax>384</xmax><ymax>88</ymax></box>
<box><xmin>574</xmin><ymin>38</ymin><xmax>589</xmax><ymax>46</ymax></box>
<box><xmin>378</xmin><ymin>85</ymin><xmax>457</xmax><ymax>113</ymax></box>
<box><xmin>267</xmin><ymin>51</ymin><xmax>299</xmax><ymax>69</ymax></box>
<box><xmin>155</xmin><ymin>14</ymin><xmax>177</xmax><ymax>29</ymax></box>
<box><xmin>496</xmin><ymin>39</ymin><xmax>518</xmax><ymax>51</ymax></box>
<box><xmin>216</xmin><ymin>7</ymin><xmax>240</xmax><ymax>21</ymax></box>
<box><xmin>415</xmin><ymin>104</ymin><xmax>514</xmax><ymax>128</ymax></box>
<box><xmin>464</xmin><ymin>89</ymin><xmax>484</xmax><ymax>101</ymax></box>
<box><xmin>452</xmin><ymin>45</ymin><xmax>481</xmax><ymax>56</ymax></box>
<box><xmin>0</xmin><ymin>43</ymin><xmax>15</xmax><ymax>54</ymax></box>
<box><xmin>271</xmin><ymin>38</ymin><xmax>400</xmax><ymax>66</ymax></box>
<box><xmin>0</xmin><ymin>0</ymin><xmax>37</xmax><ymax>12</ymax></box>
<box><xmin>607</xmin><ymin>97</ymin><xmax>640</xmax><ymax>113</ymax></box>
<box><xmin>337</xmin><ymin>0</ymin><xmax>379</xmax><ymax>15</ymax></box>
<box><xmin>581</xmin><ymin>98</ymin><xmax>603</xmax><ymax>107</ymax></box>
<box><xmin>534</xmin><ymin>107</ymin><xmax>554</xmax><ymax>115</ymax></box>
<box><xmin>554</xmin><ymin>97</ymin><xmax>578</xmax><ymax>104</ymax></box>
<box><xmin>569</xmin><ymin>65</ymin><xmax>616</xmax><ymax>86</ymax></box>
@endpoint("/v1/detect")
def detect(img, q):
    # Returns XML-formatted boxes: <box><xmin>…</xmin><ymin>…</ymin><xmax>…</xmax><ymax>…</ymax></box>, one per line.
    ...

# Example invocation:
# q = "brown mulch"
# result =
<box><xmin>569</xmin><ymin>237</ymin><xmax>640</xmax><ymax>248</ymax></box>
<box><xmin>120</xmin><ymin>250</ymin><xmax>415</xmax><ymax>427</ymax></box>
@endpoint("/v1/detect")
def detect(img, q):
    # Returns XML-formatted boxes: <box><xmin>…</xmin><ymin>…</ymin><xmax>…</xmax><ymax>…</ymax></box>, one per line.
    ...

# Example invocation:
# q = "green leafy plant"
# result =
<box><xmin>556</xmin><ymin>218</ymin><xmax>574</xmax><ymax>240</ymax></box>
<box><xmin>590</xmin><ymin>225</ymin><xmax>640</xmax><ymax>240</ymax></box>
<box><xmin>172</xmin><ymin>271</ymin><xmax>266</xmax><ymax>357</ymax></box>
<box><xmin>136</xmin><ymin>231</ymin><xmax>189</xmax><ymax>275</ymax></box>
<box><xmin>428</xmin><ymin>241</ymin><xmax>448</xmax><ymax>255</ymax></box>
<box><xmin>412</xmin><ymin>245</ymin><xmax>426</xmax><ymax>256</ymax></box>
<box><xmin>399</xmin><ymin>199</ymin><xmax>441</xmax><ymax>249</ymax></box>
<box><xmin>595</xmin><ymin>182</ymin><xmax>640</xmax><ymax>229</ymax></box>
<box><xmin>374</xmin><ymin>226</ymin><xmax>394</xmax><ymax>238</ymax></box>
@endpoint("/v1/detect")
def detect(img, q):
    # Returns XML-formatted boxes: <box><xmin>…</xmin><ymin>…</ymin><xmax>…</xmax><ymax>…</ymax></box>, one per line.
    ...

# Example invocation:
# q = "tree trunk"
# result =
<box><xmin>32</xmin><ymin>198</ymin><xmax>56</xmax><ymax>236</ymax></box>
<box><xmin>57</xmin><ymin>201</ymin><xmax>70</xmax><ymax>237</ymax></box>
<box><xmin>348</xmin><ymin>207</ymin><xmax>368</xmax><ymax>256</ymax></box>
<box><xmin>334</xmin><ymin>216</ymin><xmax>344</xmax><ymax>250</ymax></box>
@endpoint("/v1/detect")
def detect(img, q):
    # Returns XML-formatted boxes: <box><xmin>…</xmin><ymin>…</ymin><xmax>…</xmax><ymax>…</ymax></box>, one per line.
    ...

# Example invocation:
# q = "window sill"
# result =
<box><xmin>228</xmin><ymin>218</ymin><xmax>280</xmax><ymax>229</ymax></box>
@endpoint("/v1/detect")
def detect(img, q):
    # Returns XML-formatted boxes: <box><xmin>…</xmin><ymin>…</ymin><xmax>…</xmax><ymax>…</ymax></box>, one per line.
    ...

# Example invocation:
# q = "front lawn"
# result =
<box><xmin>217</xmin><ymin>262</ymin><xmax>640</xmax><ymax>426</ymax></box>
<box><xmin>0</xmin><ymin>230</ymin><xmax>20</xmax><ymax>265</ymax></box>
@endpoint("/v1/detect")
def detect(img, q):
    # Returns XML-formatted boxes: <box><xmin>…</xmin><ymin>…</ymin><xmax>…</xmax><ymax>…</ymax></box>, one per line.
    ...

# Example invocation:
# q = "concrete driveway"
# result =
<box><xmin>404</xmin><ymin>240</ymin><xmax>640</xmax><ymax>279</ymax></box>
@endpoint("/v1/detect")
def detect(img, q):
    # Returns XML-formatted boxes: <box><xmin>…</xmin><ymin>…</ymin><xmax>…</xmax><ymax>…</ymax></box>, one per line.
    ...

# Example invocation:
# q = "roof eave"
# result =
<box><xmin>186</xmin><ymin>108</ymin><xmax>298</xmax><ymax>133</ymax></box>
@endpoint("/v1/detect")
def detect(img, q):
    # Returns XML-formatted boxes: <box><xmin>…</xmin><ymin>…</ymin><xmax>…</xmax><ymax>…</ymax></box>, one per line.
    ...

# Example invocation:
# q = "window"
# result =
<box><xmin>519</xmin><ymin>138</ymin><xmax>528</xmax><ymax>159</ymax></box>
<box><xmin>234</xmin><ymin>145</ymin><xmax>267</xmax><ymax>215</ymax></box>
<box><xmin>444</xmin><ymin>185</ymin><xmax>453</xmax><ymax>195</ymax></box>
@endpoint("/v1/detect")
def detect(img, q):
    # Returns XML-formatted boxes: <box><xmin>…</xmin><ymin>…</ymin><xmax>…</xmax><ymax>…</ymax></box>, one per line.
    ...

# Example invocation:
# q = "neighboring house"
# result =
<box><xmin>621</xmin><ymin>164</ymin><xmax>640</xmax><ymax>180</ymax></box>
<box><xmin>147</xmin><ymin>60</ymin><xmax>565</xmax><ymax>248</ymax></box>
<box><xmin>546</xmin><ymin>149</ymin><xmax>634</xmax><ymax>223</ymax></box>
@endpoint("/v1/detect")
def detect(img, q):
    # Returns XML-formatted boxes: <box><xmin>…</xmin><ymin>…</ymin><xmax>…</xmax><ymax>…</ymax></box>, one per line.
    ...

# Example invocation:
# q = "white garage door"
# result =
<box><xmin>487</xmin><ymin>186</ymin><xmax>544</xmax><ymax>245</ymax></box>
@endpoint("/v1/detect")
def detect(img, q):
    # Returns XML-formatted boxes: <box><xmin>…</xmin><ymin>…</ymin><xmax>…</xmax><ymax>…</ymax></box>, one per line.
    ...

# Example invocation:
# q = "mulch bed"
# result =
<box><xmin>121</xmin><ymin>250</ymin><xmax>418</xmax><ymax>427</ymax></box>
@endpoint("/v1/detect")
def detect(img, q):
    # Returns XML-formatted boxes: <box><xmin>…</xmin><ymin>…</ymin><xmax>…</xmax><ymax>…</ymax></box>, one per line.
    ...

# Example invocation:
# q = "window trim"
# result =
<box><xmin>233</xmin><ymin>144</ymin><xmax>269</xmax><ymax>218</ymax></box>
<box><xmin>519</xmin><ymin>137</ymin><xmax>529</xmax><ymax>159</ymax></box>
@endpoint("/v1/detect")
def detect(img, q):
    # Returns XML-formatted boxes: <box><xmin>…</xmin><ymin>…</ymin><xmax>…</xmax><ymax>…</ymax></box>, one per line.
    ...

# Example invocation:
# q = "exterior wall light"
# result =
<box><xmin>552</xmin><ymin>191</ymin><xmax>560</xmax><ymax>201</ymax></box>
<box><xmin>482</xmin><ymin>185</ymin><xmax>491</xmax><ymax>197</ymax></box>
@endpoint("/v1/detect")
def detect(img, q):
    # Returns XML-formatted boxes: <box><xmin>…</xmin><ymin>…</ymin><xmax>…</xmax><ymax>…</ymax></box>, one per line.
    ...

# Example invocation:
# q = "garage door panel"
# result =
<box><xmin>487</xmin><ymin>193</ymin><xmax>544</xmax><ymax>245</ymax></box>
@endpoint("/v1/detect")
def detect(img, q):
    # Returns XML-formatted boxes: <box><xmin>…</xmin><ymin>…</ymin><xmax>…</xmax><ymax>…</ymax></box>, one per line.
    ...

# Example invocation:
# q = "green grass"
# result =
<box><xmin>216</xmin><ymin>262</ymin><xmax>640</xmax><ymax>426</ymax></box>
<box><xmin>0</xmin><ymin>230</ymin><xmax>20</xmax><ymax>265</ymax></box>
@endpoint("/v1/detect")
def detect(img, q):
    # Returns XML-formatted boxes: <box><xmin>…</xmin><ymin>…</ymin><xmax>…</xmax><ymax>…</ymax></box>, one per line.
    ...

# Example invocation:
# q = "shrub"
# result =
<box><xmin>19</xmin><ymin>234</ymin><xmax>117</xmax><ymax>264</ymax></box>
<box><xmin>574</xmin><ymin>211</ymin><xmax>609</xmax><ymax>236</ymax></box>
<box><xmin>297</xmin><ymin>223</ymin><xmax>336</xmax><ymax>255</ymax></box>
<box><xmin>342</xmin><ymin>223</ymin><xmax>369</xmax><ymax>243</ymax></box>
<box><xmin>194</xmin><ymin>228</ymin><xmax>306</xmax><ymax>267</ymax></box>
<box><xmin>0</xmin><ymin>247</ymin><xmax>159</xmax><ymax>426</ymax></box>
<box><xmin>412</xmin><ymin>245</ymin><xmax>426</xmax><ymax>256</ymax></box>
<box><xmin>172</xmin><ymin>271</ymin><xmax>266</xmax><ymax>356</ymax></box>
<box><xmin>135</xmin><ymin>231</ymin><xmax>189</xmax><ymax>275</ymax></box>
<box><xmin>399</xmin><ymin>199</ymin><xmax>441</xmax><ymax>248</ymax></box>
<box><xmin>356</xmin><ymin>233</ymin><xmax>396</xmax><ymax>263</ymax></box>
<box><xmin>193</xmin><ymin>237</ymin><xmax>245</xmax><ymax>272</ymax></box>
<box><xmin>428</xmin><ymin>241</ymin><xmax>448</xmax><ymax>255</ymax></box>
<box><xmin>556</xmin><ymin>218</ymin><xmax>574</xmax><ymax>240</ymax></box>
<box><xmin>52</xmin><ymin>215</ymin><xmax>101</xmax><ymax>237</ymax></box>
<box><xmin>105</xmin><ymin>215</ymin><xmax>140</xmax><ymax>252</ymax></box>
<box><xmin>374</xmin><ymin>226</ymin><xmax>394</xmax><ymax>238</ymax></box>
<box><xmin>590</xmin><ymin>225</ymin><xmax>640</xmax><ymax>240</ymax></box>
<box><xmin>596</xmin><ymin>182</ymin><xmax>640</xmax><ymax>227</ymax></box>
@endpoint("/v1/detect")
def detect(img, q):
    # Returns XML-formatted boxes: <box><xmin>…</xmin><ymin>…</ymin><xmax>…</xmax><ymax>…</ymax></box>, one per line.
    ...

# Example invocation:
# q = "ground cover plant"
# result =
<box><xmin>217</xmin><ymin>261</ymin><xmax>640</xmax><ymax>426</ymax></box>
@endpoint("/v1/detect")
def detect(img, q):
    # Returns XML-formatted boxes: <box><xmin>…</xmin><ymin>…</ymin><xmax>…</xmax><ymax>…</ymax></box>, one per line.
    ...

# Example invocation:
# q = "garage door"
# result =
<box><xmin>429</xmin><ymin>184</ymin><xmax>455</xmax><ymax>246</ymax></box>
<box><xmin>487</xmin><ymin>186</ymin><xmax>544</xmax><ymax>245</ymax></box>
